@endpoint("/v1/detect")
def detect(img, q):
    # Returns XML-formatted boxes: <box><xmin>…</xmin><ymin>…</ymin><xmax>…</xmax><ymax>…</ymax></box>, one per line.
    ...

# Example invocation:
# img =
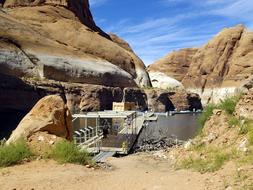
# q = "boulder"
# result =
<box><xmin>7</xmin><ymin>95</ymin><xmax>73</xmax><ymax>144</ymax></box>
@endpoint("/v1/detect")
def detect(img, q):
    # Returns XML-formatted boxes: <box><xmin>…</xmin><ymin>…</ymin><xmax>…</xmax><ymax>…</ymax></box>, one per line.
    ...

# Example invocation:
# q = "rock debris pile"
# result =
<box><xmin>134</xmin><ymin>137</ymin><xmax>183</xmax><ymax>152</ymax></box>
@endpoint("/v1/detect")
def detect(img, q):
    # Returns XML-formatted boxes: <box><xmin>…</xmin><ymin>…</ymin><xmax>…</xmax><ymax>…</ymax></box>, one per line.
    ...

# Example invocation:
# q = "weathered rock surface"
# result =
<box><xmin>148</xmin><ymin>48</ymin><xmax>198</xmax><ymax>82</ymax></box>
<box><xmin>145</xmin><ymin>89</ymin><xmax>202</xmax><ymax>112</ymax></box>
<box><xmin>148</xmin><ymin>72</ymin><xmax>183</xmax><ymax>90</ymax></box>
<box><xmin>3</xmin><ymin>0</ymin><xmax>108</xmax><ymax>37</ymax></box>
<box><xmin>6</xmin><ymin>95</ymin><xmax>73</xmax><ymax>144</ymax></box>
<box><xmin>109</xmin><ymin>33</ymin><xmax>134</xmax><ymax>53</ymax></box>
<box><xmin>147</xmin><ymin>48</ymin><xmax>196</xmax><ymax>90</ymax></box>
<box><xmin>235</xmin><ymin>91</ymin><xmax>253</xmax><ymax>120</ymax></box>
<box><xmin>148</xmin><ymin>25</ymin><xmax>253</xmax><ymax>105</ymax></box>
<box><xmin>0</xmin><ymin>1</ymin><xmax>150</xmax><ymax>87</ymax></box>
<box><xmin>122</xmin><ymin>88</ymin><xmax>148</xmax><ymax>111</ymax></box>
<box><xmin>0</xmin><ymin>73</ymin><xmax>203</xmax><ymax>139</ymax></box>
<box><xmin>27</xmin><ymin>131</ymin><xmax>63</xmax><ymax>155</ymax></box>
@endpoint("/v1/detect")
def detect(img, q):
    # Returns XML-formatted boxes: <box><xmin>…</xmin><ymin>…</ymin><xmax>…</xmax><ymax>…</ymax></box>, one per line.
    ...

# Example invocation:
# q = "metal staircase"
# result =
<box><xmin>93</xmin><ymin>151</ymin><xmax>116</xmax><ymax>163</ymax></box>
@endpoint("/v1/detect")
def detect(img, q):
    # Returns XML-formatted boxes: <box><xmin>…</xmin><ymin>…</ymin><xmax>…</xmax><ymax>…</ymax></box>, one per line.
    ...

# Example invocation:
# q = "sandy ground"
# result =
<box><xmin>0</xmin><ymin>153</ymin><xmax>223</xmax><ymax>190</ymax></box>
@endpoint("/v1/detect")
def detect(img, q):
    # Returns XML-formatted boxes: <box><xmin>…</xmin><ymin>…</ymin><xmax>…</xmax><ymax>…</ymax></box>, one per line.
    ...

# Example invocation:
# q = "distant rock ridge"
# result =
<box><xmin>148</xmin><ymin>25</ymin><xmax>253</xmax><ymax>104</ymax></box>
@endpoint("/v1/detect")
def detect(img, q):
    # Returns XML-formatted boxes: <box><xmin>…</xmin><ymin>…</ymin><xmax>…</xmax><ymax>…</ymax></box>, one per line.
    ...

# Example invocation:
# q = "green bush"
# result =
<box><xmin>49</xmin><ymin>140</ymin><xmax>93</xmax><ymax>165</ymax></box>
<box><xmin>198</xmin><ymin>104</ymin><xmax>217</xmax><ymax>127</ymax></box>
<box><xmin>0</xmin><ymin>139</ymin><xmax>32</xmax><ymax>167</ymax></box>
<box><xmin>218</xmin><ymin>95</ymin><xmax>241</xmax><ymax>115</ymax></box>
<box><xmin>228</xmin><ymin>116</ymin><xmax>240</xmax><ymax>127</ymax></box>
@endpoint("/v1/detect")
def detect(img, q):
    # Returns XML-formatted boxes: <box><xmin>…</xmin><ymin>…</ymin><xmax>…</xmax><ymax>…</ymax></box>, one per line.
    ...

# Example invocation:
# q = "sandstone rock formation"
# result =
<box><xmin>144</xmin><ymin>89</ymin><xmax>202</xmax><ymax>112</ymax></box>
<box><xmin>27</xmin><ymin>131</ymin><xmax>63</xmax><ymax>155</ymax></box>
<box><xmin>6</xmin><ymin>95</ymin><xmax>72</xmax><ymax>144</ymax></box>
<box><xmin>0</xmin><ymin>0</ymin><xmax>150</xmax><ymax>87</ymax></box>
<box><xmin>148</xmin><ymin>48</ymin><xmax>198</xmax><ymax>82</ymax></box>
<box><xmin>0</xmin><ymin>73</ymin><xmax>202</xmax><ymax>139</ymax></box>
<box><xmin>148</xmin><ymin>72</ymin><xmax>183</xmax><ymax>90</ymax></box>
<box><xmin>3</xmin><ymin>0</ymin><xmax>108</xmax><ymax>37</ymax></box>
<box><xmin>148</xmin><ymin>25</ymin><xmax>253</xmax><ymax>105</ymax></box>
<box><xmin>109</xmin><ymin>33</ymin><xmax>134</xmax><ymax>53</ymax></box>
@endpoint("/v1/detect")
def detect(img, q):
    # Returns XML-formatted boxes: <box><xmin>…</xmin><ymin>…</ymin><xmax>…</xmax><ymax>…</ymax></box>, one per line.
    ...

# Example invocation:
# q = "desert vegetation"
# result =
<box><xmin>197</xmin><ymin>94</ymin><xmax>242</xmax><ymax>127</ymax></box>
<box><xmin>173</xmin><ymin>92</ymin><xmax>253</xmax><ymax>188</ymax></box>
<box><xmin>0</xmin><ymin>138</ymin><xmax>93</xmax><ymax>168</ymax></box>
<box><xmin>180</xmin><ymin>146</ymin><xmax>230</xmax><ymax>173</ymax></box>
<box><xmin>0</xmin><ymin>139</ymin><xmax>32</xmax><ymax>168</ymax></box>
<box><xmin>47</xmin><ymin>140</ymin><xmax>94</xmax><ymax>166</ymax></box>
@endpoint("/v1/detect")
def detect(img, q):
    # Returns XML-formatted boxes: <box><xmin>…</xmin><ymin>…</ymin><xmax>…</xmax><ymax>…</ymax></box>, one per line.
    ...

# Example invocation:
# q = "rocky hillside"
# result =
<box><xmin>169</xmin><ymin>91</ymin><xmax>253</xmax><ymax>189</ymax></box>
<box><xmin>148</xmin><ymin>25</ymin><xmax>253</xmax><ymax>105</ymax></box>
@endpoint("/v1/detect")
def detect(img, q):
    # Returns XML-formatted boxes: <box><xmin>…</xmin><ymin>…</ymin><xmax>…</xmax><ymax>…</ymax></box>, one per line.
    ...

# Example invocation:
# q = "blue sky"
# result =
<box><xmin>90</xmin><ymin>0</ymin><xmax>253</xmax><ymax>65</ymax></box>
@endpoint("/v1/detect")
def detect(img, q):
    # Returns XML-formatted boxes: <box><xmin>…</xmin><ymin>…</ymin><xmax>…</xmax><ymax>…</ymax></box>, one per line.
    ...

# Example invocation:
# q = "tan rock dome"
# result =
<box><xmin>0</xmin><ymin>0</ymin><xmax>151</xmax><ymax>87</ymax></box>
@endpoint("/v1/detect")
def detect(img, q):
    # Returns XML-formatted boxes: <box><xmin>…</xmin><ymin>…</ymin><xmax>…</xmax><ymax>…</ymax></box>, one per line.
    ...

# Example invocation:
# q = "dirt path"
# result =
<box><xmin>0</xmin><ymin>153</ymin><xmax>222</xmax><ymax>190</ymax></box>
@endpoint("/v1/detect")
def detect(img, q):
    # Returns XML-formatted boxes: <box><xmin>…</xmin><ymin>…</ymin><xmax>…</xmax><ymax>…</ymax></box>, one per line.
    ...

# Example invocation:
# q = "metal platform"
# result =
<box><xmin>72</xmin><ymin>111</ymin><xmax>157</xmax><ymax>161</ymax></box>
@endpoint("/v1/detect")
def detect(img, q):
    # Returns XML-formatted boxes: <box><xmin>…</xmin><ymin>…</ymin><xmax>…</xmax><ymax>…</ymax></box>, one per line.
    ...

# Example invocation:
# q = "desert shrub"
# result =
<box><xmin>198</xmin><ymin>104</ymin><xmax>217</xmax><ymax>127</ymax></box>
<box><xmin>218</xmin><ymin>95</ymin><xmax>241</xmax><ymax>115</ymax></box>
<box><xmin>228</xmin><ymin>116</ymin><xmax>240</xmax><ymax>127</ymax></box>
<box><xmin>180</xmin><ymin>150</ymin><xmax>230</xmax><ymax>173</ymax></box>
<box><xmin>0</xmin><ymin>139</ymin><xmax>32</xmax><ymax>167</ymax></box>
<box><xmin>49</xmin><ymin>140</ymin><xmax>93</xmax><ymax>165</ymax></box>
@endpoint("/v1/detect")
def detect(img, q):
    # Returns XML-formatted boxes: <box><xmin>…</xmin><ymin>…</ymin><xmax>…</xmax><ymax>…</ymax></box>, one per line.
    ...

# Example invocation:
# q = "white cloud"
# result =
<box><xmin>212</xmin><ymin>0</ymin><xmax>253</xmax><ymax>20</ymax></box>
<box><xmin>96</xmin><ymin>0</ymin><xmax>253</xmax><ymax>65</ymax></box>
<box><xmin>103</xmin><ymin>15</ymin><xmax>223</xmax><ymax>65</ymax></box>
